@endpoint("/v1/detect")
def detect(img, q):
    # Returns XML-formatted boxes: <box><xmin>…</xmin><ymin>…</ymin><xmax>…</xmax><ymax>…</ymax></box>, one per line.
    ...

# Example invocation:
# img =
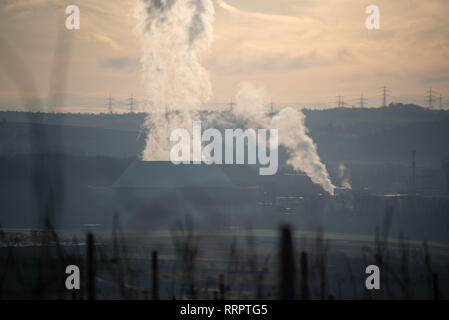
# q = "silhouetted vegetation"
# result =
<box><xmin>1</xmin><ymin>211</ymin><xmax>448</xmax><ymax>300</ymax></box>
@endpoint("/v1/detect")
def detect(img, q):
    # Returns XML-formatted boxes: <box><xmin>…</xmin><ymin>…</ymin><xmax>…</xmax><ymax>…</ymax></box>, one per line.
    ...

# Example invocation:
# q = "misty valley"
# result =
<box><xmin>0</xmin><ymin>105</ymin><xmax>448</xmax><ymax>299</ymax></box>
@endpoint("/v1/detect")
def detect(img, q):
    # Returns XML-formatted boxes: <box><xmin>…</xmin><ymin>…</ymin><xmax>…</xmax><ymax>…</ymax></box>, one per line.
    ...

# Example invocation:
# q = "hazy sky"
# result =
<box><xmin>0</xmin><ymin>0</ymin><xmax>448</xmax><ymax>112</ymax></box>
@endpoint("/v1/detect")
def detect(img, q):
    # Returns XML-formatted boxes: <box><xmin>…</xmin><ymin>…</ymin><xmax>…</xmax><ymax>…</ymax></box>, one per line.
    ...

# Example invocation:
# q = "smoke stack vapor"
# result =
<box><xmin>135</xmin><ymin>0</ymin><xmax>214</xmax><ymax>111</ymax></box>
<box><xmin>233</xmin><ymin>83</ymin><xmax>335</xmax><ymax>195</ymax></box>
<box><xmin>337</xmin><ymin>163</ymin><xmax>352</xmax><ymax>190</ymax></box>
<box><xmin>135</xmin><ymin>0</ymin><xmax>214</xmax><ymax>161</ymax></box>
<box><xmin>135</xmin><ymin>0</ymin><xmax>336</xmax><ymax>195</ymax></box>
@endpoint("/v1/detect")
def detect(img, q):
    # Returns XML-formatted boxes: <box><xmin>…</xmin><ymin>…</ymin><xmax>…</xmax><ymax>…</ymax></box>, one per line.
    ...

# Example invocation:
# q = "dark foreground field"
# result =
<box><xmin>1</xmin><ymin>215</ymin><xmax>448</xmax><ymax>300</ymax></box>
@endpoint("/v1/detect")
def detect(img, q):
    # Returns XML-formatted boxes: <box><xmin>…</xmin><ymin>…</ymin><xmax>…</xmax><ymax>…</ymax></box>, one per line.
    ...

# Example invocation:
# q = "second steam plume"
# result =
<box><xmin>135</xmin><ymin>0</ymin><xmax>336</xmax><ymax>195</ymax></box>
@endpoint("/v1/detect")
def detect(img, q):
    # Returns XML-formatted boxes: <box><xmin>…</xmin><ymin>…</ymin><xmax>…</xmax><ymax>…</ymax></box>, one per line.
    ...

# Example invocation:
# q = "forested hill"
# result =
<box><xmin>1</xmin><ymin>103</ymin><xmax>448</xmax><ymax>165</ymax></box>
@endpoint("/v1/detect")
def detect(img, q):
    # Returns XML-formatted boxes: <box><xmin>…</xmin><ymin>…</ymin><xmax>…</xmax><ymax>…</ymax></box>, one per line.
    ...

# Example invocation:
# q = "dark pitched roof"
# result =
<box><xmin>113</xmin><ymin>161</ymin><xmax>234</xmax><ymax>188</ymax></box>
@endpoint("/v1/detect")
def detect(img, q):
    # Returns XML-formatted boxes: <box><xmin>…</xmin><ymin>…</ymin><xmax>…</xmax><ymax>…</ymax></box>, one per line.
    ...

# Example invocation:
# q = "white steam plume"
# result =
<box><xmin>135</xmin><ymin>0</ymin><xmax>214</xmax><ymax>111</ymax></box>
<box><xmin>233</xmin><ymin>83</ymin><xmax>336</xmax><ymax>195</ymax></box>
<box><xmin>135</xmin><ymin>0</ymin><xmax>336</xmax><ymax>194</ymax></box>
<box><xmin>337</xmin><ymin>163</ymin><xmax>352</xmax><ymax>190</ymax></box>
<box><xmin>135</xmin><ymin>0</ymin><xmax>214</xmax><ymax>160</ymax></box>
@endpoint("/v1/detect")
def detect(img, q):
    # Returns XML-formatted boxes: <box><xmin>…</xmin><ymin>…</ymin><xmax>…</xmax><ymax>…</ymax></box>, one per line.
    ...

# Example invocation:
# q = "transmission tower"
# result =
<box><xmin>336</xmin><ymin>96</ymin><xmax>344</xmax><ymax>108</ymax></box>
<box><xmin>426</xmin><ymin>88</ymin><xmax>434</xmax><ymax>109</ymax></box>
<box><xmin>107</xmin><ymin>94</ymin><xmax>113</xmax><ymax>114</ymax></box>
<box><xmin>128</xmin><ymin>94</ymin><xmax>135</xmax><ymax>113</ymax></box>
<box><xmin>381</xmin><ymin>86</ymin><xmax>389</xmax><ymax>107</ymax></box>
<box><xmin>359</xmin><ymin>93</ymin><xmax>368</xmax><ymax>108</ymax></box>
<box><xmin>439</xmin><ymin>93</ymin><xmax>443</xmax><ymax>110</ymax></box>
<box><xmin>229</xmin><ymin>98</ymin><xmax>235</xmax><ymax>112</ymax></box>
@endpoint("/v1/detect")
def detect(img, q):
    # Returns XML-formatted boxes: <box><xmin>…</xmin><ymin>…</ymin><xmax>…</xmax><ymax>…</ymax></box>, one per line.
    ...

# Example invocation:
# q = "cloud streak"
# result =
<box><xmin>216</xmin><ymin>0</ymin><xmax>319</xmax><ymax>25</ymax></box>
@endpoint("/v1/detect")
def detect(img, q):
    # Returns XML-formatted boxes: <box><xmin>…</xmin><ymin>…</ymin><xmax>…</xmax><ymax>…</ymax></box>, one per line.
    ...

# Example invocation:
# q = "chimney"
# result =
<box><xmin>412</xmin><ymin>150</ymin><xmax>416</xmax><ymax>191</ymax></box>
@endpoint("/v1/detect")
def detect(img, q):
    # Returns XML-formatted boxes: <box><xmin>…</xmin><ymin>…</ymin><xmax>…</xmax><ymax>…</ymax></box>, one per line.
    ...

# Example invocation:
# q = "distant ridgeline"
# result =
<box><xmin>0</xmin><ymin>104</ymin><xmax>448</xmax><ymax>165</ymax></box>
<box><xmin>0</xmin><ymin>104</ymin><xmax>448</xmax><ymax>231</ymax></box>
